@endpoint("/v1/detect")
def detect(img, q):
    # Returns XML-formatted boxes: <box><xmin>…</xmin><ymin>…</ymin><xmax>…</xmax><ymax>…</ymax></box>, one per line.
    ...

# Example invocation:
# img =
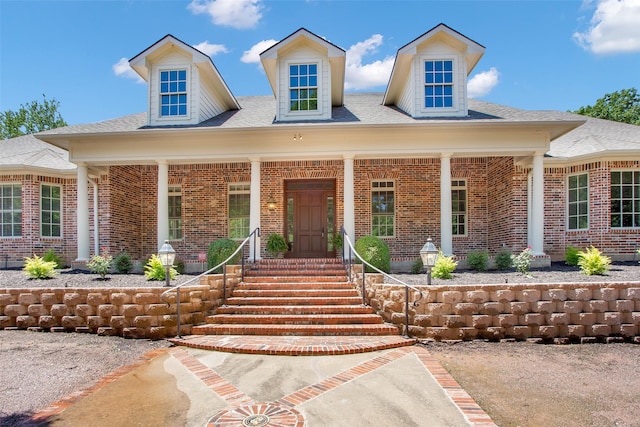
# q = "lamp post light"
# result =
<box><xmin>420</xmin><ymin>237</ymin><xmax>439</xmax><ymax>286</ymax></box>
<box><xmin>158</xmin><ymin>240</ymin><xmax>180</xmax><ymax>338</ymax></box>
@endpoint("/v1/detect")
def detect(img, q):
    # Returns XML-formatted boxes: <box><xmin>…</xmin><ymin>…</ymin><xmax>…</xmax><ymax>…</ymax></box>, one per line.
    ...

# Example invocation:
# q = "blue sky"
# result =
<box><xmin>1</xmin><ymin>0</ymin><xmax>639</xmax><ymax>126</ymax></box>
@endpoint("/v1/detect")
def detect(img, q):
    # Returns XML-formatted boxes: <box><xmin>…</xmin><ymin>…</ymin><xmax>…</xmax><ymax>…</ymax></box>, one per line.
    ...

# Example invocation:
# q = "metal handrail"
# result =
<box><xmin>161</xmin><ymin>227</ymin><xmax>260</xmax><ymax>338</ymax></box>
<box><xmin>340</xmin><ymin>227</ymin><xmax>423</xmax><ymax>338</ymax></box>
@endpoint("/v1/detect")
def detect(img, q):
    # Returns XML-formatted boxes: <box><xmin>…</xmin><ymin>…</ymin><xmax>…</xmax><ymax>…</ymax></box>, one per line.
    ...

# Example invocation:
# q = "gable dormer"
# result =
<box><xmin>260</xmin><ymin>28</ymin><xmax>346</xmax><ymax>122</ymax></box>
<box><xmin>129</xmin><ymin>34</ymin><xmax>239</xmax><ymax>127</ymax></box>
<box><xmin>383</xmin><ymin>24</ymin><xmax>485</xmax><ymax>118</ymax></box>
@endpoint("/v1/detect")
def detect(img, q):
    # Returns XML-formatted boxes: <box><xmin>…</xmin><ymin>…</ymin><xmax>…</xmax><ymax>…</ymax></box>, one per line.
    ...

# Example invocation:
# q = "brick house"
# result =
<box><xmin>2</xmin><ymin>24</ymin><xmax>640</xmax><ymax>270</ymax></box>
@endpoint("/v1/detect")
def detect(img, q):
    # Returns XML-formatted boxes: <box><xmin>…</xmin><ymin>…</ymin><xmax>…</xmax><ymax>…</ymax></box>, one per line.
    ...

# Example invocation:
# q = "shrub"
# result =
<box><xmin>512</xmin><ymin>247</ymin><xmax>533</xmax><ymax>276</ymax></box>
<box><xmin>207</xmin><ymin>239</ymin><xmax>241</xmax><ymax>273</ymax></box>
<box><xmin>265</xmin><ymin>234</ymin><xmax>288</xmax><ymax>257</ymax></box>
<box><xmin>354</xmin><ymin>235</ymin><xmax>390</xmax><ymax>273</ymax></box>
<box><xmin>411</xmin><ymin>257</ymin><xmax>424</xmax><ymax>274</ymax></box>
<box><xmin>432</xmin><ymin>251</ymin><xmax>458</xmax><ymax>279</ymax></box>
<box><xmin>578</xmin><ymin>246</ymin><xmax>611</xmax><ymax>276</ymax></box>
<box><xmin>467</xmin><ymin>250</ymin><xmax>489</xmax><ymax>272</ymax></box>
<box><xmin>23</xmin><ymin>254</ymin><xmax>58</xmax><ymax>279</ymax></box>
<box><xmin>174</xmin><ymin>258</ymin><xmax>185</xmax><ymax>275</ymax></box>
<box><xmin>114</xmin><ymin>251</ymin><xmax>133</xmax><ymax>274</ymax></box>
<box><xmin>494</xmin><ymin>249</ymin><xmax>513</xmax><ymax>270</ymax></box>
<box><xmin>86</xmin><ymin>249</ymin><xmax>113</xmax><ymax>279</ymax></box>
<box><xmin>42</xmin><ymin>248</ymin><xmax>64</xmax><ymax>269</ymax></box>
<box><xmin>144</xmin><ymin>254</ymin><xmax>179</xmax><ymax>281</ymax></box>
<box><xmin>565</xmin><ymin>246</ymin><xmax>581</xmax><ymax>266</ymax></box>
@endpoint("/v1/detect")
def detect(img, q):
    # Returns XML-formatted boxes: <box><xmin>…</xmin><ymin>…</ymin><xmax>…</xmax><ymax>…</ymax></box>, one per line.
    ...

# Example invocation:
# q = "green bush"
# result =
<box><xmin>565</xmin><ymin>246</ymin><xmax>581</xmax><ymax>266</ymax></box>
<box><xmin>144</xmin><ymin>254</ymin><xmax>179</xmax><ymax>281</ymax></box>
<box><xmin>432</xmin><ymin>251</ymin><xmax>458</xmax><ymax>279</ymax></box>
<box><xmin>467</xmin><ymin>250</ymin><xmax>489</xmax><ymax>272</ymax></box>
<box><xmin>207</xmin><ymin>239</ymin><xmax>240</xmax><ymax>273</ymax></box>
<box><xmin>354</xmin><ymin>235</ymin><xmax>390</xmax><ymax>273</ymax></box>
<box><xmin>512</xmin><ymin>247</ymin><xmax>533</xmax><ymax>276</ymax></box>
<box><xmin>174</xmin><ymin>258</ymin><xmax>185</xmax><ymax>275</ymax></box>
<box><xmin>42</xmin><ymin>248</ymin><xmax>64</xmax><ymax>269</ymax></box>
<box><xmin>410</xmin><ymin>257</ymin><xmax>424</xmax><ymax>274</ymax></box>
<box><xmin>494</xmin><ymin>249</ymin><xmax>513</xmax><ymax>270</ymax></box>
<box><xmin>86</xmin><ymin>250</ymin><xmax>113</xmax><ymax>279</ymax></box>
<box><xmin>578</xmin><ymin>246</ymin><xmax>611</xmax><ymax>276</ymax></box>
<box><xmin>23</xmin><ymin>254</ymin><xmax>58</xmax><ymax>279</ymax></box>
<box><xmin>265</xmin><ymin>233</ymin><xmax>288</xmax><ymax>257</ymax></box>
<box><xmin>114</xmin><ymin>251</ymin><xmax>133</xmax><ymax>274</ymax></box>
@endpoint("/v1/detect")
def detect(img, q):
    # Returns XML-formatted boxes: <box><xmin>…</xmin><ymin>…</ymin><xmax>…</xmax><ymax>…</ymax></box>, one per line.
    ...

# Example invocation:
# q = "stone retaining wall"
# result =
<box><xmin>364</xmin><ymin>275</ymin><xmax>640</xmax><ymax>341</ymax></box>
<box><xmin>0</xmin><ymin>270</ymin><xmax>240</xmax><ymax>339</ymax></box>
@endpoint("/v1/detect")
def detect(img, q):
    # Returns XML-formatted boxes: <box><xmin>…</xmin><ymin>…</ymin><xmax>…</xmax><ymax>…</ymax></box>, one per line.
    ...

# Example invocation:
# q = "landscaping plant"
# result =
<box><xmin>265</xmin><ymin>233</ymin><xmax>288</xmax><ymax>257</ymax></box>
<box><xmin>494</xmin><ymin>249</ymin><xmax>513</xmax><ymax>270</ymax></box>
<box><xmin>411</xmin><ymin>257</ymin><xmax>424</xmax><ymax>274</ymax></box>
<box><xmin>512</xmin><ymin>247</ymin><xmax>533</xmax><ymax>276</ymax></box>
<box><xmin>354</xmin><ymin>235</ymin><xmax>390</xmax><ymax>273</ymax></box>
<box><xmin>42</xmin><ymin>248</ymin><xmax>64</xmax><ymax>269</ymax></box>
<box><xmin>144</xmin><ymin>254</ymin><xmax>179</xmax><ymax>281</ymax></box>
<box><xmin>578</xmin><ymin>246</ymin><xmax>611</xmax><ymax>276</ymax></box>
<box><xmin>114</xmin><ymin>251</ymin><xmax>133</xmax><ymax>274</ymax></box>
<box><xmin>565</xmin><ymin>246</ymin><xmax>581</xmax><ymax>266</ymax></box>
<box><xmin>432</xmin><ymin>250</ymin><xmax>458</xmax><ymax>279</ymax></box>
<box><xmin>86</xmin><ymin>249</ymin><xmax>113</xmax><ymax>279</ymax></box>
<box><xmin>207</xmin><ymin>238</ymin><xmax>241</xmax><ymax>273</ymax></box>
<box><xmin>23</xmin><ymin>254</ymin><xmax>58</xmax><ymax>279</ymax></box>
<box><xmin>467</xmin><ymin>250</ymin><xmax>489</xmax><ymax>271</ymax></box>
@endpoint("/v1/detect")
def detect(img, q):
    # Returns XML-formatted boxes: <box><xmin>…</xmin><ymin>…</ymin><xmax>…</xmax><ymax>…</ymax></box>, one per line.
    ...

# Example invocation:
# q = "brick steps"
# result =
<box><xmin>207</xmin><ymin>314</ymin><xmax>384</xmax><ymax>325</ymax></box>
<box><xmin>216</xmin><ymin>305</ymin><xmax>374</xmax><ymax>315</ymax></box>
<box><xmin>192</xmin><ymin>324</ymin><xmax>400</xmax><ymax>336</ymax></box>
<box><xmin>231</xmin><ymin>289</ymin><xmax>358</xmax><ymax>298</ymax></box>
<box><xmin>225</xmin><ymin>296</ymin><xmax>363</xmax><ymax>306</ymax></box>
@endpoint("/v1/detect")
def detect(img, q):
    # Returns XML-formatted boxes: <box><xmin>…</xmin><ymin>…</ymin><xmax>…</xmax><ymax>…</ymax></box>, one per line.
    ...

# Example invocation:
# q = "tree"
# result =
<box><xmin>0</xmin><ymin>94</ymin><xmax>67</xmax><ymax>139</ymax></box>
<box><xmin>572</xmin><ymin>88</ymin><xmax>640</xmax><ymax>126</ymax></box>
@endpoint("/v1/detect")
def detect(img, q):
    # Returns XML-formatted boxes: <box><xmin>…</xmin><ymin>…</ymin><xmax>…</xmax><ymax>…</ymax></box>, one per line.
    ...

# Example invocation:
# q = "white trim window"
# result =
<box><xmin>168</xmin><ymin>186</ymin><xmax>183</xmax><ymax>240</ymax></box>
<box><xmin>611</xmin><ymin>171</ymin><xmax>640</xmax><ymax>228</ymax></box>
<box><xmin>424</xmin><ymin>59</ymin><xmax>454</xmax><ymax>109</ymax></box>
<box><xmin>289</xmin><ymin>63</ymin><xmax>318</xmax><ymax>112</ymax></box>
<box><xmin>371</xmin><ymin>180</ymin><xmax>395</xmax><ymax>237</ymax></box>
<box><xmin>568</xmin><ymin>173</ymin><xmax>589</xmax><ymax>230</ymax></box>
<box><xmin>229</xmin><ymin>183</ymin><xmax>250</xmax><ymax>239</ymax></box>
<box><xmin>452</xmin><ymin>179</ymin><xmax>467</xmax><ymax>236</ymax></box>
<box><xmin>0</xmin><ymin>183</ymin><xmax>22</xmax><ymax>237</ymax></box>
<box><xmin>160</xmin><ymin>69</ymin><xmax>187</xmax><ymax>117</ymax></box>
<box><xmin>41</xmin><ymin>184</ymin><xmax>61</xmax><ymax>238</ymax></box>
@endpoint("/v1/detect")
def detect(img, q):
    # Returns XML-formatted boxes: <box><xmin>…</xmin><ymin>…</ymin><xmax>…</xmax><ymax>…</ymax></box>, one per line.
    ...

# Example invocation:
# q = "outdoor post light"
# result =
<box><xmin>158</xmin><ymin>240</ymin><xmax>176</xmax><ymax>287</ymax></box>
<box><xmin>420</xmin><ymin>237</ymin><xmax>439</xmax><ymax>286</ymax></box>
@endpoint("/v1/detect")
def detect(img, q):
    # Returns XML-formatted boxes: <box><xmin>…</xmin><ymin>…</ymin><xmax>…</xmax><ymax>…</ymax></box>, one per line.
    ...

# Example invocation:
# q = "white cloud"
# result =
<box><xmin>241</xmin><ymin>39</ymin><xmax>278</xmax><ymax>64</ymax></box>
<box><xmin>573</xmin><ymin>0</ymin><xmax>640</xmax><ymax>54</ymax></box>
<box><xmin>192</xmin><ymin>41</ymin><xmax>229</xmax><ymax>57</ymax></box>
<box><xmin>112</xmin><ymin>57</ymin><xmax>144</xmax><ymax>83</ymax></box>
<box><xmin>188</xmin><ymin>0</ymin><xmax>263</xmax><ymax>30</ymax></box>
<box><xmin>344</xmin><ymin>34</ymin><xmax>395</xmax><ymax>90</ymax></box>
<box><xmin>468</xmin><ymin>68</ymin><xmax>500</xmax><ymax>98</ymax></box>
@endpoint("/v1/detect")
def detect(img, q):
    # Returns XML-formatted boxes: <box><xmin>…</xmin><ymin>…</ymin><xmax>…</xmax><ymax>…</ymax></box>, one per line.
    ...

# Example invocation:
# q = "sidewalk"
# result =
<box><xmin>29</xmin><ymin>341</ymin><xmax>496</xmax><ymax>427</ymax></box>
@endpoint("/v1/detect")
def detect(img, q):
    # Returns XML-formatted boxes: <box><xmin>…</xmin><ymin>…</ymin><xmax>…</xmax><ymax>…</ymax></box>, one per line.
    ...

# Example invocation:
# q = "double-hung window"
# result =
<box><xmin>611</xmin><ymin>171</ymin><xmax>640</xmax><ymax>228</ymax></box>
<box><xmin>0</xmin><ymin>184</ymin><xmax>22</xmax><ymax>237</ymax></box>
<box><xmin>424</xmin><ymin>60</ymin><xmax>453</xmax><ymax>109</ymax></box>
<box><xmin>568</xmin><ymin>173</ymin><xmax>589</xmax><ymax>230</ymax></box>
<box><xmin>229</xmin><ymin>183</ymin><xmax>250</xmax><ymax>239</ymax></box>
<box><xmin>289</xmin><ymin>63</ymin><xmax>318</xmax><ymax>112</ymax></box>
<box><xmin>160</xmin><ymin>69</ymin><xmax>187</xmax><ymax>117</ymax></box>
<box><xmin>168</xmin><ymin>186</ymin><xmax>182</xmax><ymax>240</ymax></box>
<box><xmin>452</xmin><ymin>180</ymin><xmax>467</xmax><ymax>236</ymax></box>
<box><xmin>371</xmin><ymin>181</ymin><xmax>395</xmax><ymax>237</ymax></box>
<box><xmin>41</xmin><ymin>184</ymin><xmax>61</xmax><ymax>238</ymax></box>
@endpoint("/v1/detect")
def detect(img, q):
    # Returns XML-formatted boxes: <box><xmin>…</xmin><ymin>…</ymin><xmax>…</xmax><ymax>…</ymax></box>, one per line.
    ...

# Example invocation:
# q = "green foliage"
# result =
<box><xmin>42</xmin><ymin>248</ymin><xmax>63</xmax><ymax>269</ymax></box>
<box><xmin>572</xmin><ymin>87</ymin><xmax>640</xmax><ymax>126</ymax></box>
<box><xmin>174</xmin><ymin>258</ymin><xmax>185</xmax><ymax>275</ymax></box>
<box><xmin>86</xmin><ymin>249</ymin><xmax>113</xmax><ymax>279</ymax></box>
<box><xmin>23</xmin><ymin>254</ymin><xmax>58</xmax><ymax>279</ymax></box>
<box><xmin>565</xmin><ymin>246</ymin><xmax>581</xmax><ymax>266</ymax></box>
<box><xmin>512</xmin><ymin>247</ymin><xmax>533</xmax><ymax>276</ymax></box>
<box><xmin>207</xmin><ymin>238</ymin><xmax>241</xmax><ymax>273</ymax></box>
<box><xmin>467</xmin><ymin>250</ymin><xmax>489</xmax><ymax>272</ymax></box>
<box><xmin>1</xmin><ymin>94</ymin><xmax>67</xmax><ymax>139</ymax></box>
<box><xmin>494</xmin><ymin>249</ymin><xmax>513</xmax><ymax>270</ymax></box>
<box><xmin>114</xmin><ymin>251</ymin><xmax>133</xmax><ymax>274</ymax></box>
<box><xmin>411</xmin><ymin>257</ymin><xmax>424</xmax><ymax>274</ymax></box>
<box><xmin>578</xmin><ymin>246</ymin><xmax>611</xmax><ymax>276</ymax></box>
<box><xmin>265</xmin><ymin>233</ymin><xmax>288</xmax><ymax>257</ymax></box>
<box><xmin>432</xmin><ymin>251</ymin><xmax>458</xmax><ymax>279</ymax></box>
<box><xmin>144</xmin><ymin>254</ymin><xmax>178</xmax><ymax>281</ymax></box>
<box><xmin>354</xmin><ymin>235</ymin><xmax>390</xmax><ymax>273</ymax></box>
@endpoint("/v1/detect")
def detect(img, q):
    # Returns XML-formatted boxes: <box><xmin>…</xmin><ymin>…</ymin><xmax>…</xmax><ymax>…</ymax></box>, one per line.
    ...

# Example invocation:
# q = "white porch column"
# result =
<box><xmin>76</xmin><ymin>164</ymin><xmax>90</xmax><ymax>261</ymax></box>
<box><xmin>530</xmin><ymin>153</ymin><xmax>545</xmax><ymax>255</ymax></box>
<box><xmin>440</xmin><ymin>153</ymin><xmax>453</xmax><ymax>256</ymax></box>
<box><xmin>250</xmin><ymin>159</ymin><xmax>261</xmax><ymax>260</ymax></box>
<box><xmin>343</xmin><ymin>155</ymin><xmax>355</xmax><ymax>250</ymax></box>
<box><xmin>157</xmin><ymin>161</ymin><xmax>169</xmax><ymax>250</ymax></box>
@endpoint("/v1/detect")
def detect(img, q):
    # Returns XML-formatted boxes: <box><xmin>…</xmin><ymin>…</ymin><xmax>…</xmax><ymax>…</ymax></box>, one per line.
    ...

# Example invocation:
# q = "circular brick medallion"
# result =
<box><xmin>207</xmin><ymin>403</ymin><xmax>304</xmax><ymax>427</ymax></box>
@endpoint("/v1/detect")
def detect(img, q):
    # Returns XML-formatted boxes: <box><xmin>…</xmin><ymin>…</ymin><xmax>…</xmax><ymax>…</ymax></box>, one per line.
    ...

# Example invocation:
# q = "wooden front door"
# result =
<box><xmin>286</xmin><ymin>180</ymin><xmax>336</xmax><ymax>258</ymax></box>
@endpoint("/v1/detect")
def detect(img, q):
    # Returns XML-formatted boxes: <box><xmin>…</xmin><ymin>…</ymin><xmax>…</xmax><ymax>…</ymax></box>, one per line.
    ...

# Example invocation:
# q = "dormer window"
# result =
<box><xmin>160</xmin><ymin>69</ymin><xmax>187</xmax><ymax>116</ymax></box>
<box><xmin>424</xmin><ymin>60</ymin><xmax>453</xmax><ymax>109</ymax></box>
<box><xmin>289</xmin><ymin>63</ymin><xmax>318</xmax><ymax>112</ymax></box>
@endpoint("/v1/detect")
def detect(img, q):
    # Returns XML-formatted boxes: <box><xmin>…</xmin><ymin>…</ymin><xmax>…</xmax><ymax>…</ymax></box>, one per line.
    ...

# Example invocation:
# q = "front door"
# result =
<box><xmin>286</xmin><ymin>180</ymin><xmax>336</xmax><ymax>258</ymax></box>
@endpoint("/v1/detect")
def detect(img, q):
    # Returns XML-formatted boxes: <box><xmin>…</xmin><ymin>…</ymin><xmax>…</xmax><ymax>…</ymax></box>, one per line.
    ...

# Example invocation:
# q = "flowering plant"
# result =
<box><xmin>86</xmin><ymin>248</ymin><xmax>113</xmax><ymax>279</ymax></box>
<box><xmin>511</xmin><ymin>247</ymin><xmax>533</xmax><ymax>276</ymax></box>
